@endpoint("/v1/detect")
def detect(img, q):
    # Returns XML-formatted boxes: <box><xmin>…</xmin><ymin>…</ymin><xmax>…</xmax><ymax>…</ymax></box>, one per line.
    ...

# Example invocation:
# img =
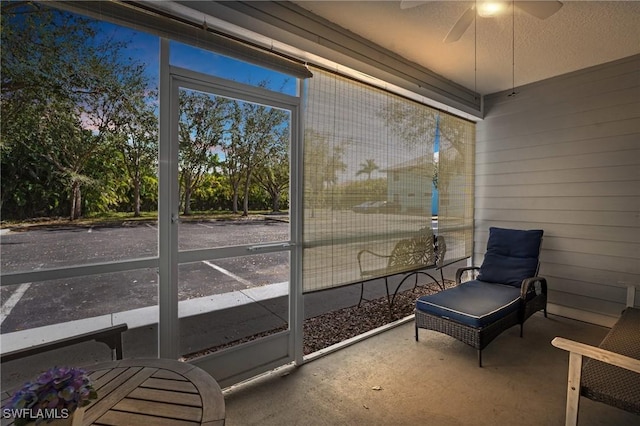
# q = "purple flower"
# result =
<box><xmin>10</xmin><ymin>390</ymin><xmax>37</xmax><ymax>410</ymax></box>
<box><xmin>35</xmin><ymin>371</ymin><xmax>55</xmax><ymax>385</ymax></box>
<box><xmin>2</xmin><ymin>366</ymin><xmax>97</xmax><ymax>424</ymax></box>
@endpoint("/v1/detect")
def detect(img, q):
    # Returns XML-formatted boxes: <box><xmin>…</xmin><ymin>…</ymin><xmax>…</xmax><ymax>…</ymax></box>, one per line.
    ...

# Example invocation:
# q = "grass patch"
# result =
<box><xmin>1</xmin><ymin>210</ymin><xmax>289</xmax><ymax>230</ymax></box>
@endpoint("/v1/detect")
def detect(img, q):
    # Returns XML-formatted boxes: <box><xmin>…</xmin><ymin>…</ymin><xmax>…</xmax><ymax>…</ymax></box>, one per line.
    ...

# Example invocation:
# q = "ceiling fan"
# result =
<box><xmin>401</xmin><ymin>1</ymin><xmax>563</xmax><ymax>43</ymax></box>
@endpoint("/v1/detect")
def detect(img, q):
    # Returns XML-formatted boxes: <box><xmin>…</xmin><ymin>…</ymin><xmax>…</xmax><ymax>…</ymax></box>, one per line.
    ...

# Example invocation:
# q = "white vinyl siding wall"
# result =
<box><xmin>475</xmin><ymin>55</ymin><xmax>640</xmax><ymax>326</ymax></box>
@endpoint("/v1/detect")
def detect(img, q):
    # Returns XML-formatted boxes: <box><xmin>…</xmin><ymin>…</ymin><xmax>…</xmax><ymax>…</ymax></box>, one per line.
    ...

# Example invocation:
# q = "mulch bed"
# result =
<box><xmin>182</xmin><ymin>281</ymin><xmax>451</xmax><ymax>360</ymax></box>
<box><xmin>302</xmin><ymin>281</ymin><xmax>450</xmax><ymax>354</ymax></box>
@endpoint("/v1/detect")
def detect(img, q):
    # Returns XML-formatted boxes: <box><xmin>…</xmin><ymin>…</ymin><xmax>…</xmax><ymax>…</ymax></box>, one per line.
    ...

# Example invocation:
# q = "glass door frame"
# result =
<box><xmin>158</xmin><ymin>39</ymin><xmax>304</xmax><ymax>385</ymax></box>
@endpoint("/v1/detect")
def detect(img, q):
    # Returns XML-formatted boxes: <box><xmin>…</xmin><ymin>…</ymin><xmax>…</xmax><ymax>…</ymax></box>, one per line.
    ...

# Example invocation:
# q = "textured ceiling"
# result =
<box><xmin>291</xmin><ymin>1</ymin><xmax>640</xmax><ymax>95</ymax></box>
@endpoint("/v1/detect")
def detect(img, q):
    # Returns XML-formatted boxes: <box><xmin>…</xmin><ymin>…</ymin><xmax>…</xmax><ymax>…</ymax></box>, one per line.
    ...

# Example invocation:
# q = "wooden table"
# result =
<box><xmin>2</xmin><ymin>358</ymin><xmax>225</xmax><ymax>426</ymax></box>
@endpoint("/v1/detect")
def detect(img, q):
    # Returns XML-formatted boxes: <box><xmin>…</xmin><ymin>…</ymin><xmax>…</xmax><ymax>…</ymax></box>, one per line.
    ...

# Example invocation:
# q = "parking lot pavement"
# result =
<box><xmin>0</xmin><ymin>219</ymin><xmax>289</xmax><ymax>273</ymax></box>
<box><xmin>0</xmin><ymin>220</ymin><xmax>289</xmax><ymax>332</ymax></box>
<box><xmin>1</xmin><ymin>218</ymin><xmax>449</xmax><ymax>332</ymax></box>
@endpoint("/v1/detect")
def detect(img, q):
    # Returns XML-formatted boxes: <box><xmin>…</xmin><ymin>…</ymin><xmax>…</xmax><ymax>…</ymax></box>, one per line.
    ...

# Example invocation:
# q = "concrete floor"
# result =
<box><xmin>222</xmin><ymin>313</ymin><xmax>639</xmax><ymax>426</ymax></box>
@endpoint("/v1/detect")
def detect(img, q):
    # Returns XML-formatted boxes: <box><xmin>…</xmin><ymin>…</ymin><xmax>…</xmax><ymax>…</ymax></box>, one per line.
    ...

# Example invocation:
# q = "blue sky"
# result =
<box><xmin>96</xmin><ymin>20</ymin><xmax>296</xmax><ymax>96</ymax></box>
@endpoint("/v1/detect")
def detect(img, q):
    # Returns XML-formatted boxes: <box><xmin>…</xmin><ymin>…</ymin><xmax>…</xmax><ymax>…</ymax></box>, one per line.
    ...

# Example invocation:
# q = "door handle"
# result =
<box><xmin>247</xmin><ymin>242</ymin><xmax>294</xmax><ymax>252</ymax></box>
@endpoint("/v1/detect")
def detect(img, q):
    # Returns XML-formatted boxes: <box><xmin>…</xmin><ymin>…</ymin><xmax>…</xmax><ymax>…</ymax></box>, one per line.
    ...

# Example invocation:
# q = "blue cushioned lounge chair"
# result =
<box><xmin>414</xmin><ymin>227</ymin><xmax>547</xmax><ymax>367</ymax></box>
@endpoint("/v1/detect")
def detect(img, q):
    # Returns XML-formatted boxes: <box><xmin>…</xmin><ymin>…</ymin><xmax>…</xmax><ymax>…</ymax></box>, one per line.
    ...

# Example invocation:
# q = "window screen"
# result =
<box><xmin>302</xmin><ymin>67</ymin><xmax>452</xmax><ymax>293</ymax></box>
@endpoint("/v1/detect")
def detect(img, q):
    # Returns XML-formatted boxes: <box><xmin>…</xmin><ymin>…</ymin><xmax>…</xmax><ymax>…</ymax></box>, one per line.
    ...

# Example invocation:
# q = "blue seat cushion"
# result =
<box><xmin>416</xmin><ymin>280</ymin><xmax>522</xmax><ymax>328</ymax></box>
<box><xmin>478</xmin><ymin>253</ymin><xmax>539</xmax><ymax>286</ymax></box>
<box><xmin>477</xmin><ymin>227</ymin><xmax>543</xmax><ymax>287</ymax></box>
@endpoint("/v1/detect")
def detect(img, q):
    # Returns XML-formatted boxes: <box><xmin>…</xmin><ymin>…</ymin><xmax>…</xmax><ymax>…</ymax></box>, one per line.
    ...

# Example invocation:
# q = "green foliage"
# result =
<box><xmin>190</xmin><ymin>174</ymin><xmax>229</xmax><ymax>212</ymax></box>
<box><xmin>178</xmin><ymin>90</ymin><xmax>227</xmax><ymax>215</ymax></box>
<box><xmin>1</xmin><ymin>3</ymin><xmax>155</xmax><ymax>220</ymax></box>
<box><xmin>1</xmin><ymin>4</ymin><xmax>292</xmax><ymax>222</ymax></box>
<box><xmin>139</xmin><ymin>174</ymin><xmax>159</xmax><ymax>212</ymax></box>
<box><xmin>81</xmin><ymin>144</ymin><xmax>128</xmax><ymax>214</ymax></box>
<box><xmin>109</xmin><ymin>88</ymin><xmax>158</xmax><ymax>216</ymax></box>
<box><xmin>223</xmin><ymin>87</ymin><xmax>290</xmax><ymax>216</ymax></box>
<box><xmin>304</xmin><ymin>128</ymin><xmax>348</xmax><ymax>213</ymax></box>
<box><xmin>254</xmin><ymin>123</ymin><xmax>290</xmax><ymax>212</ymax></box>
<box><xmin>378</xmin><ymin>100</ymin><xmax>437</xmax><ymax>149</ymax></box>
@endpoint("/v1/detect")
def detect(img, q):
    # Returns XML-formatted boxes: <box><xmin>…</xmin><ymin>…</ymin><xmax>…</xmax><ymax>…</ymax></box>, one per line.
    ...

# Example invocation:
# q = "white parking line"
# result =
<box><xmin>197</xmin><ymin>223</ymin><xmax>215</xmax><ymax>229</ymax></box>
<box><xmin>145</xmin><ymin>223</ymin><xmax>157</xmax><ymax>229</ymax></box>
<box><xmin>202</xmin><ymin>261</ymin><xmax>253</xmax><ymax>287</ymax></box>
<box><xmin>1</xmin><ymin>282</ymin><xmax>31</xmax><ymax>326</ymax></box>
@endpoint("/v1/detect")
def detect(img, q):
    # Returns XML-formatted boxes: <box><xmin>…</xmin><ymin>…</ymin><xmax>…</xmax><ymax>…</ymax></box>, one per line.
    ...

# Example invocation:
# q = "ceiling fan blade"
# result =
<box><xmin>400</xmin><ymin>1</ymin><xmax>430</xmax><ymax>10</ymax></box>
<box><xmin>516</xmin><ymin>1</ymin><xmax>563</xmax><ymax>19</ymax></box>
<box><xmin>444</xmin><ymin>6</ymin><xmax>476</xmax><ymax>43</ymax></box>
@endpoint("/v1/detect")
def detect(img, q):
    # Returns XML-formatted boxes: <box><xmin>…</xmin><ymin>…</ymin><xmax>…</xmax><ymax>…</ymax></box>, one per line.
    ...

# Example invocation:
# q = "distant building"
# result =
<box><xmin>382</xmin><ymin>116</ymin><xmax>440</xmax><ymax>216</ymax></box>
<box><xmin>382</xmin><ymin>155</ymin><xmax>434</xmax><ymax>214</ymax></box>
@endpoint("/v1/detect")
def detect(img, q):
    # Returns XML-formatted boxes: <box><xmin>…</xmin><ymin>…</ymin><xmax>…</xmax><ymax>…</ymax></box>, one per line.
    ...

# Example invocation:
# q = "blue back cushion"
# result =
<box><xmin>477</xmin><ymin>227</ymin><xmax>543</xmax><ymax>287</ymax></box>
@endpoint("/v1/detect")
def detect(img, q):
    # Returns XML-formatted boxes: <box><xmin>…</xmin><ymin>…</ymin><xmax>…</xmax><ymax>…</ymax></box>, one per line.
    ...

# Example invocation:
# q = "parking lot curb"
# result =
<box><xmin>0</xmin><ymin>282</ymin><xmax>288</xmax><ymax>353</ymax></box>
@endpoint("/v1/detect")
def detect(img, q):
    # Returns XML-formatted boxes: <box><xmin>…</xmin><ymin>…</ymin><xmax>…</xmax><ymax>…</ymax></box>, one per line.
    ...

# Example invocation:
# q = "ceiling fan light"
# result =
<box><xmin>477</xmin><ymin>2</ymin><xmax>507</xmax><ymax>18</ymax></box>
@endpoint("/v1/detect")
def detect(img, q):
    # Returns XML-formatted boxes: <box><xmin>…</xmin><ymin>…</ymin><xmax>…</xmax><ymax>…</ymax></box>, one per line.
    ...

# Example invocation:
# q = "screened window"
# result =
<box><xmin>303</xmin><ymin>69</ymin><xmax>474</xmax><ymax>292</ymax></box>
<box><xmin>302</xmin><ymin>67</ymin><xmax>474</xmax><ymax>292</ymax></box>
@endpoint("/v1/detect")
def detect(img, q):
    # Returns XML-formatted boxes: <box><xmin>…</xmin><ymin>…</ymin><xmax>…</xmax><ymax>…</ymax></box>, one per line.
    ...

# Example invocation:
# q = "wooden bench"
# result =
<box><xmin>357</xmin><ymin>227</ymin><xmax>446</xmax><ymax>312</ymax></box>
<box><xmin>1</xmin><ymin>323</ymin><xmax>128</xmax><ymax>363</ymax></box>
<box><xmin>552</xmin><ymin>307</ymin><xmax>640</xmax><ymax>425</ymax></box>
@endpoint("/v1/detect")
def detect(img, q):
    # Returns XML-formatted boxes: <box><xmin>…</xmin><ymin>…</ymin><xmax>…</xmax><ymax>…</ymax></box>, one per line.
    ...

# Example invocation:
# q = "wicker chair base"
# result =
<box><xmin>523</xmin><ymin>294</ymin><xmax>547</xmax><ymax>322</ymax></box>
<box><xmin>415</xmin><ymin>297</ymin><xmax>546</xmax><ymax>367</ymax></box>
<box><xmin>581</xmin><ymin>307</ymin><xmax>640</xmax><ymax>414</ymax></box>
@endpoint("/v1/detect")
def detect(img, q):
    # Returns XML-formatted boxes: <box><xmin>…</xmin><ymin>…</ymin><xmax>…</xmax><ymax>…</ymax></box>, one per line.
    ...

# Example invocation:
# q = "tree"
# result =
<box><xmin>1</xmin><ymin>98</ymin><xmax>61</xmax><ymax>219</ymax></box>
<box><xmin>2</xmin><ymin>91</ymin><xmax>109</xmax><ymax>219</ymax></box>
<box><xmin>110</xmin><ymin>91</ymin><xmax>158</xmax><ymax>216</ymax></box>
<box><xmin>225</xmin><ymin>96</ymin><xmax>290</xmax><ymax>216</ymax></box>
<box><xmin>221</xmin><ymin>119</ymin><xmax>244</xmax><ymax>214</ymax></box>
<box><xmin>1</xmin><ymin>3</ymin><xmax>152</xmax><ymax>220</ymax></box>
<box><xmin>303</xmin><ymin>129</ymin><xmax>348</xmax><ymax>215</ymax></box>
<box><xmin>379</xmin><ymin>100</ymin><xmax>469</xmax><ymax>194</ymax></box>
<box><xmin>39</xmin><ymin>105</ymin><xmax>104</xmax><ymax>219</ymax></box>
<box><xmin>355</xmin><ymin>159</ymin><xmax>379</xmax><ymax>180</ymax></box>
<box><xmin>178</xmin><ymin>90</ymin><xmax>227</xmax><ymax>215</ymax></box>
<box><xmin>378</xmin><ymin>100</ymin><xmax>438</xmax><ymax>149</ymax></box>
<box><xmin>254</xmin><ymin>128</ymin><xmax>289</xmax><ymax>212</ymax></box>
